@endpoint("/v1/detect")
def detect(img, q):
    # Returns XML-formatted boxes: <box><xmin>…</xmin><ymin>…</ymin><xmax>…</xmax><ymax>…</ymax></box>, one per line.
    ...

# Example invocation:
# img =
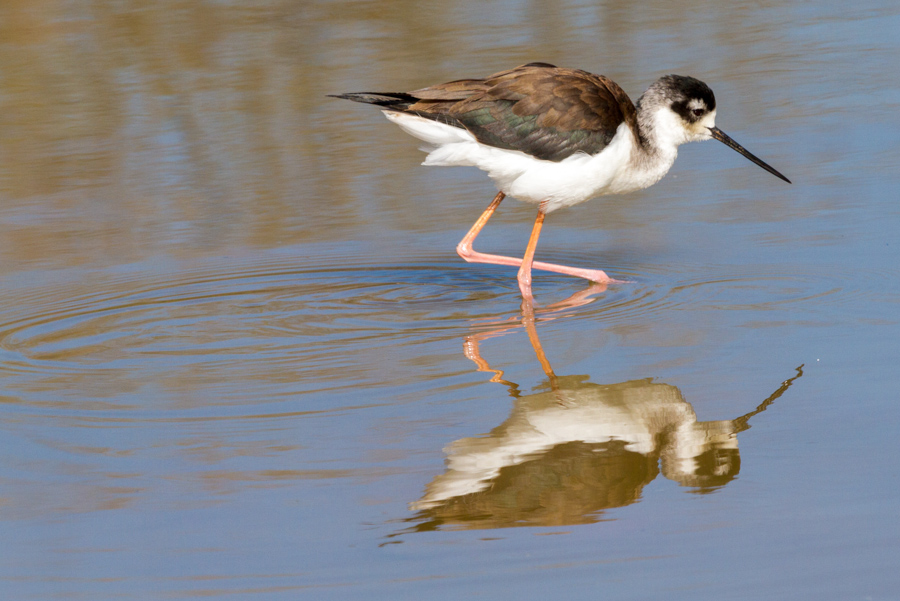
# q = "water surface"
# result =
<box><xmin>1</xmin><ymin>0</ymin><xmax>899</xmax><ymax>599</ymax></box>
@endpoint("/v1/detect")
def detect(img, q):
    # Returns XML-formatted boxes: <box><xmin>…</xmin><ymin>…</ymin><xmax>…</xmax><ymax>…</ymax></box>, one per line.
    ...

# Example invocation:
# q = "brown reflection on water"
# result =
<box><xmin>0</xmin><ymin>0</ymin><xmax>360</xmax><ymax>271</ymax></box>
<box><xmin>0</xmin><ymin>0</ymin><xmax>800</xmax><ymax>276</ymax></box>
<box><xmin>406</xmin><ymin>303</ymin><xmax>803</xmax><ymax>531</ymax></box>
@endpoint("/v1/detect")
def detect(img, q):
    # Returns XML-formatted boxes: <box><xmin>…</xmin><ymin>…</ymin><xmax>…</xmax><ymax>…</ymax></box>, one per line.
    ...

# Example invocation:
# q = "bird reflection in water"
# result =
<box><xmin>405</xmin><ymin>297</ymin><xmax>803</xmax><ymax>532</ymax></box>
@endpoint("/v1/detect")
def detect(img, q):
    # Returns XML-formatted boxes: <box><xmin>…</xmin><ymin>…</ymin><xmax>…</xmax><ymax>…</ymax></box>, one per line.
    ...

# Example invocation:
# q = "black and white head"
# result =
<box><xmin>637</xmin><ymin>74</ymin><xmax>791</xmax><ymax>183</ymax></box>
<box><xmin>638</xmin><ymin>75</ymin><xmax>718</xmax><ymax>146</ymax></box>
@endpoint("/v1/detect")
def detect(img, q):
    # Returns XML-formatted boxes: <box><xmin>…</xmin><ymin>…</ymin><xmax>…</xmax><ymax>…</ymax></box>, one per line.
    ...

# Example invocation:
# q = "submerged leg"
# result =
<box><xmin>456</xmin><ymin>193</ymin><xmax>616</xmax><ymax>286</ymax></box>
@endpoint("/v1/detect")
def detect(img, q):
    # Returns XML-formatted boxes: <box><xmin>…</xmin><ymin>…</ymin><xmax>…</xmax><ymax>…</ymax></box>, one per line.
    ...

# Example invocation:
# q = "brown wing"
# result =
<box><xmin>404</xmin><ymin>63</ymin><xmax>638</xmax><ymax>161</ymax></box>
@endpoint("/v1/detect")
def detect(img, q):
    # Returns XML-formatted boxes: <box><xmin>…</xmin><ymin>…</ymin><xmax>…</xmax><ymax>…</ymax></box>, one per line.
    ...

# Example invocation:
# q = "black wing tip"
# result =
<box><xmin>328</xmin><ymin>92</ymin><xmax>416</xmax><ymax>107</ymax></box>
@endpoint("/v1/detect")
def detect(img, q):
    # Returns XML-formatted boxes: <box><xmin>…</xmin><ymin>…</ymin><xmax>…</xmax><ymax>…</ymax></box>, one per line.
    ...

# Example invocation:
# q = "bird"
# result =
<box><xmin>331</xmin><ymin>62</ymin><xmax>791</xmax><ymax>300</ymax></box>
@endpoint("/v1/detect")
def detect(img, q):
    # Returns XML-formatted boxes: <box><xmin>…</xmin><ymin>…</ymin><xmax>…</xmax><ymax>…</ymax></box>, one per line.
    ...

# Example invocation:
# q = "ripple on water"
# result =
<box><xmin>547</xmin><ymin>259</ymin><xmax>871</xmax><ymax>327</ymax></box>
<box><xmin>0</xmin><ymin>252</ymin><xmax>884</xmax><ymax>414</ymax></box>
<box><xmin>0</xmin><ymin>255</ymin><xmax>524</xmax><ymax>413</ymax></box>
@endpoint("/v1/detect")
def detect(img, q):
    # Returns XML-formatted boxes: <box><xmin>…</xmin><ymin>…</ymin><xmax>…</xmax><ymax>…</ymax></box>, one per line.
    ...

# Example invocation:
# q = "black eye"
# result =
<box><xmin>692</xmin><ymin>108</ymin><xmax>705</xmax><ymax>117</ymax></box>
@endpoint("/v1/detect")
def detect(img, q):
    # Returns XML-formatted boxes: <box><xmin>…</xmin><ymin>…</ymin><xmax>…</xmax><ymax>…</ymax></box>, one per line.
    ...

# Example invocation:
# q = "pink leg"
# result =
<box><xmin>456</xmin><ymin>192</ymin><xmax>617</xmax><ymax>285</ymax></box>
<box><xmin>517</xmin><ymin>209</ymin><xmax>545</xmax><ymax>300</ymax></box>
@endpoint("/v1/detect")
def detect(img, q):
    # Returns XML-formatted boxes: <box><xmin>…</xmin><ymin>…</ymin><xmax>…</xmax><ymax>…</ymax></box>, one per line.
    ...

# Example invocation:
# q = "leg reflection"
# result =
<box><xmin>402</xmin><ymin>307</ymin><xmax>804</xmax><ymax>532</ymax></box>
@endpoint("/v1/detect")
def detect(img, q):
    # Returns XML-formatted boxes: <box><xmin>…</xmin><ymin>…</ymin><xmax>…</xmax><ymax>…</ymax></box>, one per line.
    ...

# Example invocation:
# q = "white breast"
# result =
<box><xmin>383</xmin><ymin>110</ymin><xmax>678</xmax><ymax>213</ymax></box>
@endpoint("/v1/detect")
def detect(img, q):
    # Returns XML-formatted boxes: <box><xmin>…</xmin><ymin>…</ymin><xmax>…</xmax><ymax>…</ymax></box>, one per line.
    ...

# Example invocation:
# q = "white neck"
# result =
<box><xmin>629</xmin><ymin>102</ymin><xmax>717</xmax><ymax>188</ymax></box>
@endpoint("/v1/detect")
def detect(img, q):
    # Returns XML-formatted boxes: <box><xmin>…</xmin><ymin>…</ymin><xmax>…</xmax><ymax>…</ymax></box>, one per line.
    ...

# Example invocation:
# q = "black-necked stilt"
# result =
<box><xmin>332</xmin><ymin>62</ymin><xmax>790</xmax><ymax>300</ymax></box>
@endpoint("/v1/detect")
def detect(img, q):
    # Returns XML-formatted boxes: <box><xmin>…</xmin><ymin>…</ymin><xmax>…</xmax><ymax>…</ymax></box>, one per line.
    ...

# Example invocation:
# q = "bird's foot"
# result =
<box><xmin>530</xmin><ymin>262</ymin><xmax>626</xmax><ymax>285</ymax></box>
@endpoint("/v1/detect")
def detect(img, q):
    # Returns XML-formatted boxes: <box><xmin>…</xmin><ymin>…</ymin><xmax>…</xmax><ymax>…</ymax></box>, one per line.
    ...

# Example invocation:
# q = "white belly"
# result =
<box><xmin>383</xmin><ymin>111</ymin><xmax>676</xmax><ymax>213</ymax></box>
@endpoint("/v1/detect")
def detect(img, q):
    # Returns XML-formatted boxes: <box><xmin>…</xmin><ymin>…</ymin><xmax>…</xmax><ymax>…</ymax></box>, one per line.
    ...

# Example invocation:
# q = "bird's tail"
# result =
<box><xmin>328</xmin><ymin>92</ymin><xmax>416</xmax><ymax>110</ymax></box>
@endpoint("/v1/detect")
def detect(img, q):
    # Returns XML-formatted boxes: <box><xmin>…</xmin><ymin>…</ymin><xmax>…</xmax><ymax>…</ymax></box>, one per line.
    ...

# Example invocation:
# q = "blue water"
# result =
<box><xmin>1</xmin><ymin>0</ymin><xmax>899</xmax><ymax>599</ymax></box>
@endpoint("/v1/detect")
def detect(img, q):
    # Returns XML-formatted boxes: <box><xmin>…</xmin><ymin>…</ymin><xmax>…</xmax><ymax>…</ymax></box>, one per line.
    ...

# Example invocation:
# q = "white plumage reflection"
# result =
<box><xmin>401</xmin><ymin>308</ymin><xmax>803</xmax><ymax>531</ymax></box>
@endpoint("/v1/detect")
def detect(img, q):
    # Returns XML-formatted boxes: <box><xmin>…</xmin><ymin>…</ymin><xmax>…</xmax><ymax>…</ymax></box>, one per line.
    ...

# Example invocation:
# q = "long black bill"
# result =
<box><xmin>709</xmin><ymin>127</ymin><xmax>791</xmax><ymax>184</ymax></box>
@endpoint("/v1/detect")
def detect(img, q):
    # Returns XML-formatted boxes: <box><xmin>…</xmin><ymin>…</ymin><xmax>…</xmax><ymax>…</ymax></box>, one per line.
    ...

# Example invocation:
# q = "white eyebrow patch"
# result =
<box><xmin>687</xmin><ymin>98</ymin><xmax>707</xmax><ymax>111</ymax></box>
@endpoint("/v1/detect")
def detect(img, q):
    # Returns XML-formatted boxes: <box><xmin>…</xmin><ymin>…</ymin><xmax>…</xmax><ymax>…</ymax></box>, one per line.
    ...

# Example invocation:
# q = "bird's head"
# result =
<box><xmin>658</xmin><ymin>74</ymin><xmax>719</xmax><ymax>143</ymax></box>
<box><xmin>638</xmin><ymin>74</ymin><xmax>791</xmax><ymax>183</ymax></box>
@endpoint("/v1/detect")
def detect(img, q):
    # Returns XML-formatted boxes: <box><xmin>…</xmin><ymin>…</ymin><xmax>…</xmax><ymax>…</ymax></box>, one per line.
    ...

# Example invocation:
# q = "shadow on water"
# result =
<box><xmin>392</xmin><ymin>297</ymin><xmax>804</xmax><ymax>535</ymax></box>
